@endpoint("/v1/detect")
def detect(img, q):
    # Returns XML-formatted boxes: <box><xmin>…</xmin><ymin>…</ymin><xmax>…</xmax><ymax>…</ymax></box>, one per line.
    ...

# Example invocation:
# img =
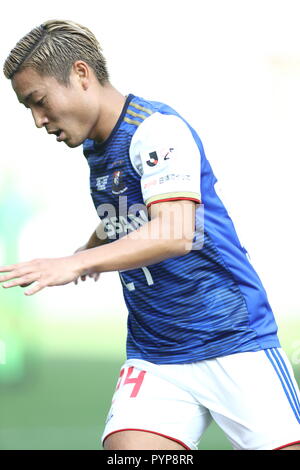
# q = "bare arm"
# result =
<box><xmin>77</xmin><ymin>220</ymin><xmax>109</xmax><ymax>251</ymax></box>
<box><xmin>0</xmin><ymin>200</ymin><xmax>197</xmax><ymax>295</ymax></box>
<box><xmin>74</xmin><ymin>220</ymin><xmax>109</xmax><ymax>284</ymax></box>
<box><xmin>74</xmin><ymin>200</ymin><xmax>196</xmax><ymax>274</ymax></box>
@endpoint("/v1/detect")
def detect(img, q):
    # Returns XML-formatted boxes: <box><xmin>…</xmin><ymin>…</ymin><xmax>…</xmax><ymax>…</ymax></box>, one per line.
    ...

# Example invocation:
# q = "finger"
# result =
<box><xmin>94</xmin><ymin>273</ymin><xmax>100</xmax><ymax>282</ymax></box>
<box><xmin>0</xmin><ymin>265</ymin><xmax>32</xmax><ymax>283</ymax></box>
<box><xmin>0</xmin><ymin>264</ymin><xmax>18</xmax><ymax>273</ymax></box>
<box><xmin>0</xmin><ymin>271</ymin><xmax>20</xmax><ymax>283</ymax></box>
<box><xmin>24</xmin><ymin>281</ymin><xmax>43</xmax><ymax>296</ymax></box>
<box><xmin>2</xmin><ymin>274</ymin><xmax>37</xmax><ymax>289</ymax></box>
<box><xmin>0</xmin><ymin>262</ymin><xmax>30</xmax><ymax>275</ymax></box>
<box><xmin>88</xmin><ymin>272</ymin><xmax>99</xmax><ymax>280</ymax></box>
<box><xmin>81</xmin><ymin>275</ymin><xmax>86</xmax><ymax>282</ymax></box>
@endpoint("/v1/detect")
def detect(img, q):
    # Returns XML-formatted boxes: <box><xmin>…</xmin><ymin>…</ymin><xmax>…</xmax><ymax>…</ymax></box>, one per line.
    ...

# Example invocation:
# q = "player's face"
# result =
<box><xmin>12</xmin><ymin>67</ymin><xmax>97</xmax><ymax>148</ymax></box>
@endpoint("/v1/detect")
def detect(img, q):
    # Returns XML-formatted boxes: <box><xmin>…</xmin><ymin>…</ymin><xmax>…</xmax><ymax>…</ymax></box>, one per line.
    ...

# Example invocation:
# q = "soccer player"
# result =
<box><xmin>1</xmin><ymin>20</ymin><xmax>300</xmax><ymax>451</ymax></box>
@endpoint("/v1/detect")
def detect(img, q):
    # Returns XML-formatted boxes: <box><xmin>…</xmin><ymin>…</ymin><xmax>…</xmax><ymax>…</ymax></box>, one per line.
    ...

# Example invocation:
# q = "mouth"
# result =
<box><xmin>56</xmin><ymin>130</ymin><xmax>66</xmax><ymax>142</ymax></box>
<box><xmin>48</xmin><ymin>129</ymin><xmax>66</xmax><ymax>142</ymax></box>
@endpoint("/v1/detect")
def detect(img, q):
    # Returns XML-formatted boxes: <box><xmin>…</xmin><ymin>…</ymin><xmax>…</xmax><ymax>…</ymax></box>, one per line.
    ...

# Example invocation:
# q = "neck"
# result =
<box><xmin>91</xmin><ymin>83</ymin><xmax>127</xmax><ymax>143</ymax></box>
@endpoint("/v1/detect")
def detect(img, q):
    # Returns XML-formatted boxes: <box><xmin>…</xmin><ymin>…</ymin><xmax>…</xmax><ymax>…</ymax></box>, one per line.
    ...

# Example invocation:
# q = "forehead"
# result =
<box><xmin>12</xmin><ymin>68</ymin><xmax>54</xmax><ymax>102</ymax></box>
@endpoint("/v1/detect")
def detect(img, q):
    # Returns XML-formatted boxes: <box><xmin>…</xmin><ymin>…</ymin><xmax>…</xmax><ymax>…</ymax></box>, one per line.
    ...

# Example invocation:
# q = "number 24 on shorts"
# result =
<box><xmin>114</xmin><ymin>366</ymin><xmax>147</xmax><ymax>398</ymax></box>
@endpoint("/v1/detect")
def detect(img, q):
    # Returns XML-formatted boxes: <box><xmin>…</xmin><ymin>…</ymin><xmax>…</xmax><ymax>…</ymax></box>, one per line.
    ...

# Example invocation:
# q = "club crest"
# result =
<box><xmin>112</xmin><ymin>170</ymin><xmax>128</xmax><ymax>194</ymax></box>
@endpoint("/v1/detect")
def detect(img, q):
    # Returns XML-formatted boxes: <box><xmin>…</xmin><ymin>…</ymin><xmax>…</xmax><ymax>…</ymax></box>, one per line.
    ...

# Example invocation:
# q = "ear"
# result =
<box><xmin>72</xmin><ymin>61</ymin><xmax>90</xmax><ymax>90</ymax></box>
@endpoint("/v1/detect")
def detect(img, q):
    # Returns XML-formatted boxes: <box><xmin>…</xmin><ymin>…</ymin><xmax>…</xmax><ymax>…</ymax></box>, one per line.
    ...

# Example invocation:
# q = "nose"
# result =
<box><xmin>31</xmin><ymin>109</ymin><xmax>49</xmax><ymax>129</ymax></box>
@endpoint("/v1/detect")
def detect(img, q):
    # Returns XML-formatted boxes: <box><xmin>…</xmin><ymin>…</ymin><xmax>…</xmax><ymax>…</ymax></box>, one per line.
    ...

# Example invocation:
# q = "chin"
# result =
<box><xmin>66</xmin><ymin>142</ymin><xmax>81</xmax><ymax>148</ymax></box>
<box><xmin>65</xmin><ymin>138</ymin><xmax>84</xmax><ymax>148</ymax></box>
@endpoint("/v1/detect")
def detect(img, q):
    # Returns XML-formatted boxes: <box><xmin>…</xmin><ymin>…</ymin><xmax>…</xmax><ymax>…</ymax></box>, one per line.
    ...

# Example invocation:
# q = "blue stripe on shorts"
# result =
<box><xmin>264</xmin><ymin>348</ymin><xmax>300</xmax><ymax>423</ymax></box>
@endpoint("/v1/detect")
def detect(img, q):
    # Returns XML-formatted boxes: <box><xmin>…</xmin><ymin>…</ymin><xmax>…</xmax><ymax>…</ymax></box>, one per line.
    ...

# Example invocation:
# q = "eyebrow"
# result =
<box><xmin>19</xmin><ymin>90</ymin><xmax>39</xmax><ymax>105</ymax></box>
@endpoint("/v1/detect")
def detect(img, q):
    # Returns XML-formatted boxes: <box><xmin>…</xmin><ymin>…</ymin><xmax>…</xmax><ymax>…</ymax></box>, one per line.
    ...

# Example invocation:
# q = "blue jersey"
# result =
<box><xmin>83</xmin><ymin>93</ymin><xmax>280</xmax><ymax>364</ymax></box>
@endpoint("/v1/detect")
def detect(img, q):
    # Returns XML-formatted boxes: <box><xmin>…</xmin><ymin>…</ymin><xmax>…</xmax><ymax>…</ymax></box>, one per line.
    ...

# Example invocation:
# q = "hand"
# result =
<box><xmin>0</xmin><ymin>256</ymin><xmax>83</xmax><ymax>296</ymax></box>
<box><xmin>74</xmin><ymin>270</ymin><xmax>101</xmax><ymax>285</ymax></box>
<box><xmin>73</xmin><ymin>244</ymin><xmax>101</xmax><ymax>285</ymax></box>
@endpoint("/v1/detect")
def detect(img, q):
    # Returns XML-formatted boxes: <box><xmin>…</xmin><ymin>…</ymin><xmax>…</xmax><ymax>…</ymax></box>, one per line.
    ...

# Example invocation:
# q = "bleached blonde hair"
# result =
<box><xmin>3</xmin><ymin>19</ymin><xmax>109</xmax><ymax>85</ymax></box>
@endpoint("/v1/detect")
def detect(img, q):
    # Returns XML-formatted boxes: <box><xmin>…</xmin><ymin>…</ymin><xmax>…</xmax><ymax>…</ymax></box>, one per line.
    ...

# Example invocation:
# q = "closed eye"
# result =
<box><xmin>36</xmin><ymin>98</ymin><xmax>45</xmax><ymax>106</ymax></box>
<box><xmin>22</xmin><ymin>98</ymin><xmax>45</xmax><ymax>109</ymax></box>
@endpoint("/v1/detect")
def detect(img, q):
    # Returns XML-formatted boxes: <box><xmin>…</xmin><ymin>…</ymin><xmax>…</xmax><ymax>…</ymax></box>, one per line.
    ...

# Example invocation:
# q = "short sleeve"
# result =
<box><xmin>129</xmin><ymin>112</ymin><xmax>201</xmax><ymax>208</ymax></box>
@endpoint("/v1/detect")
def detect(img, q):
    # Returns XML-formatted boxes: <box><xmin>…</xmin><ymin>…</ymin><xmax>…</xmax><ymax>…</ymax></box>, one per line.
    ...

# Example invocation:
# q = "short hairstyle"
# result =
<box><xmin>3</xmin><ymin>19</ymin><xmax>110</xmax><ymax>85</ymax></box>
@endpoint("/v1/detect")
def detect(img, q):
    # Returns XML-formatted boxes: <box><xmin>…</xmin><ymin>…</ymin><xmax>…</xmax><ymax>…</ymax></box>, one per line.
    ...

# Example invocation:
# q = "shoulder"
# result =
<box><xmin>129</xmin><ymin>111</ymin><xmax>201</xmax><ymax>175</ymax></box>
<box><xmin>132</xmin><ymin>112</ymin><xmax>193</xmax><ymax>144</ymax></box>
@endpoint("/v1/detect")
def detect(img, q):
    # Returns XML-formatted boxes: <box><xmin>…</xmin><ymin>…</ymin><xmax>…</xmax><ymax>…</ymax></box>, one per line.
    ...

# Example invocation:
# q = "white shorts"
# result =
<box><xmin>101</xmin><ymin>348</ymin><xmax>300</xmax><ymax>450</ymax></box>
